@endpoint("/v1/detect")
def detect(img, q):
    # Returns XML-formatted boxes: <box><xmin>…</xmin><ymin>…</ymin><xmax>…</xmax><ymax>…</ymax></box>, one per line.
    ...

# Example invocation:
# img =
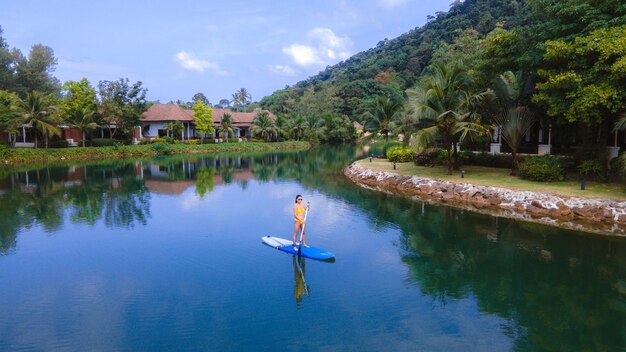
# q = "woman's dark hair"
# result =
<box><xmin>295</xmin><ymin>194</ymin><xmax>302</xmax><ymax>203</ymax></box>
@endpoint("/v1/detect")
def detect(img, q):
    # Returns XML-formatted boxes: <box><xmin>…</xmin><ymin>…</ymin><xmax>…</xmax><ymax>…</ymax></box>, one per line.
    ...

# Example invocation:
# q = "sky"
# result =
<box><xmin>1</xmin><ymin>0</ymin><xmax>454</xmax><ymax>104</ymax></box>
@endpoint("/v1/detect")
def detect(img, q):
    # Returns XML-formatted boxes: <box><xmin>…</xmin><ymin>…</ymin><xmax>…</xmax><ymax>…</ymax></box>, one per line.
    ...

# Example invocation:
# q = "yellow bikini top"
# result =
<box><xmin>295</xmin><ymin>207</ymin><xmax>305</xmax><ymax>214</ymax></box>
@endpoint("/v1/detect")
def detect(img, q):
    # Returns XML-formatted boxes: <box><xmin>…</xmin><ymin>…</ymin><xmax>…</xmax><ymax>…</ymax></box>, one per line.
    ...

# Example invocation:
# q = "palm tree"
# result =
<box><xmin>409</xmin><ymin>62</ymin><xmax>490</xmax><ymax>175</ymax></box>
<box><xmin>15</xmin><ymin>91</ymin><xmax>61</xmax><ymax>149</ymax></box>
<box><xmin>493</xmin><ymin>107</ymin><xmax>535</xmax><ymax>175</ymax></box>
<box><xmin>390</xmin><ymin>109</ymin><xmax>420</xmax><ymax>146</ymax></box>
<box><xmin>491</xmin><ymin>71</ymin><xmax>535</xmax><ymax>175</ymax></box>
<box><xmin>304</xmin><ymin>114</ymin><xmax>325</xmax><ymax>143</ymax></box>
<box><xmin>363</xmin><ymin>97</ymin><xmax>403</xmax><ymax>141</ymax></box>
<box><xmin>218</xmin><ymin>112</ymin><xmax>234</xmax><ymax>140</ymax></box>
<box><xmin>232</xmin><ymin>88</ymin><xmax>251</xmax><ymax>111</ymax></box>
<box><xmin>251</xmin><ymin>111</ymin><xmax>277</xmax><ymax>142</ymax></box>
<box><xmin>287</xmin><ymin>114</ymin><xmax>308</xmax><ymax>141</ymax></box>
<box><xmin>165</xmin><ymin>121</ymin><xmax>183</xmax><ymax>140</ymax></box>
<box><xmin>68</xmin><ymin>107</ymin><xmax>99</xmax><ymax>147</ymax></box>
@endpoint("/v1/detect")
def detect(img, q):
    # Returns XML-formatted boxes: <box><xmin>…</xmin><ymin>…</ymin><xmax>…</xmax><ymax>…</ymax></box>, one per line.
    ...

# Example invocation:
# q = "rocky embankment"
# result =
<box><xmin>344</xmin><ymin>162</ymin><xmax>626</xmax><ymax>236</ymax></box>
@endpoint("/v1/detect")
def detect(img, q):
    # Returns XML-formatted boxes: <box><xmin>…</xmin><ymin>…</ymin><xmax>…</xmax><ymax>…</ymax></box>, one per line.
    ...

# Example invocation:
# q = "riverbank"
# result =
<box><xmin>345</xmin><ymin>160</ymin><xmax>626</xmax><ymax>236</ymax></box>
<box><xmin>0</xmin><ymin>141</ymin><xmax>310</xmax><ymax>166</ymax></box>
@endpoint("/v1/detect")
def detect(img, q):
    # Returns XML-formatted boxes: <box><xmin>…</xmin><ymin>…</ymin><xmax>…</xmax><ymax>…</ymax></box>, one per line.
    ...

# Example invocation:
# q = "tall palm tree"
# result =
<box><xmin>493</xmin><ymin>107</ymin><xmax>535</xmax><ymax>175</ymax></box>
<box><xmin>491</xmin><ymin>71</ymin><xmax>535</xmax><ymax>175</ymax></box>
<box><xmin>15</xmin><ymin>91</ymin><xmax>61</xmax><ymax>149</ymax></box>
<box><xmin>363</xmin><ymin>97</ymin><xmax>403</xmax><ymax>141</ymax></box>
<box><xmin>409</xmin><ymin>62</ymin><xmax>490</xmax><ymax>175</ymax></box>
<box><xmin>218</xmin><ymin>112</ymin><xmax>234</xmax><ymax>140</ymax></box>
<box><xmin>251</xmin><ymin>111</ymin><xmax>277</xmax><ymax>142</ymax></box>
<box><xmin>232</xmin><ymin>88</ymin><xmax>251</xmax><ymax>111</ymax></box>
<box><xmin>68</xmin><ymin>107</ymin><xmax>99</xmax><ymax>147</ymax></box>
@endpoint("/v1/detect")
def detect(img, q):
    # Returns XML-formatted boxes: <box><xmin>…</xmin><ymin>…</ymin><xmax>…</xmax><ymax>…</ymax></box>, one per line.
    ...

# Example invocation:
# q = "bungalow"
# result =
<box><xmin>140</xmin><ymin>103</ymin><xmax>276</xmax><ymax>140</ymax></box>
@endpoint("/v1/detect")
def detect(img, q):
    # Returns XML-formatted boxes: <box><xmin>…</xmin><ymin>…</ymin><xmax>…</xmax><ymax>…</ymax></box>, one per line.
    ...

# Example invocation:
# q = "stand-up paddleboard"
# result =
<box><xmin>262</xmin><ymin>236</ymin><xmax>335</xmax><ymax>261</ymax></box>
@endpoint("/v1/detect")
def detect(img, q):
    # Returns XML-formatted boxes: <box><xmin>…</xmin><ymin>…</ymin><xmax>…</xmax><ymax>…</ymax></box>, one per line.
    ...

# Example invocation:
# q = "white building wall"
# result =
<box><xmin>143</xmin><ymin>122</ymin><xmax>168</xmax><ymax>138</ymax></box>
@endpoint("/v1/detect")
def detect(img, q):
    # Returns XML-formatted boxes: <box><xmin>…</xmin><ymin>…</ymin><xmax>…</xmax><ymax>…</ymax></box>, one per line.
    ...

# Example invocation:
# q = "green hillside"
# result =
<box><xmin>259</xmin><ymin>0</ymin><xmax>626</xmax><ymax>126</ymax></box>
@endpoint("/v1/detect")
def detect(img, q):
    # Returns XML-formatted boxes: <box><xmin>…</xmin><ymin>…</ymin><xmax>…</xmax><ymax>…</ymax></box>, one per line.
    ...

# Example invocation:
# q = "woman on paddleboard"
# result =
<box><xmin>293</xmin><ymin>194</ymin><xmax>309</xmax><ymax>250</ymax></box>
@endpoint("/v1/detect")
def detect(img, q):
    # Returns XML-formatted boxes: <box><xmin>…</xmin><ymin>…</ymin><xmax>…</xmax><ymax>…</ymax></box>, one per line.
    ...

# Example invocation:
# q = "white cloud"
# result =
<box><xmin>282</xmin><ymin>27</ymin><xmax>353</xmax><ymax>68</ymax></box>
<box><xmin>268</xmin><ymin>64</ymin><xmax>297</xmax><ymax>76</ymax></box>
<box><xmin>378</xmin><ymin>0</ymin><xmax>409</xmax><ymax>9</ymax></box>
<box><xmin>174</xmin><ymin>51</ymin><xmax>227</xmax><ymax>75</ymax></box>
<box><xmin>283</xmin><ymin>44</ymin><xmax>318</xmax><ymax>66</ymax></box>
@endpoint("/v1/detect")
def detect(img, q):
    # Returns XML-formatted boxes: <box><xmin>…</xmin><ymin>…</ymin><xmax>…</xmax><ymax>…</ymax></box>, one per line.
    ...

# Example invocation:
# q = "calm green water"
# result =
<box><xmin>0</xmin><ymin>147</ymin><xmax>624</xmax><ymax>351</ymax></box>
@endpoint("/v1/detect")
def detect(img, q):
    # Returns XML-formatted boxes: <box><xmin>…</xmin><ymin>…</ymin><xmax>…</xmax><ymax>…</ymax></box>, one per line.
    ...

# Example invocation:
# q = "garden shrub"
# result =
<box><xmin>414</xmin><ymin>148</ymin><xmax>444</xmax><ymax>166</ymax></box>
<box><xmin>49</xmin><ymin>140</ymin><xmax>69</xmax><ymax>148</ymax></box>
<box><xmin>151</xmin><ymin>142</ymin><xmax>173</xmax><ymax>153</ymax></box>
<box><xmin>181</xmin><ymin>139</ymin><xmax>200</xmax><ymax>145</ymax></box>
<box><xmin>577</xmin><ymin>159</ymin><xmax>606</xmax><ymax>181</ymax></box>
<box><xmin>459</xmin><ymin>151</ymin><xmax>514</xmax><ymax>168</ymax></box>
<box><xmin>92</xmin><ymin>138</ymin><xmax>118</xmax><ymax>147</ymax></box>
<box><xmin>518</xmin><ymin>156</ymin><xmax>565</xmax><ymax>182</ymax></box>
<box><xmin>386</xmin><ymin>147</ymin><xmax>414</xmax><ymax>162</ymax></box>
<box><xmin>0</xmin><ymin>144</ymin><xmax>11</xmax><ymax>160</ymax></box>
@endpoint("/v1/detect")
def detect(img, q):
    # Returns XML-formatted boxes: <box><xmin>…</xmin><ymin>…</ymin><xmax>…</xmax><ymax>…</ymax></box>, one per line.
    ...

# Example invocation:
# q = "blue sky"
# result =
<box><xmin>1</xmin><ymin>0</ymin><xmax>453</xmax><ymax>104</ymax></box>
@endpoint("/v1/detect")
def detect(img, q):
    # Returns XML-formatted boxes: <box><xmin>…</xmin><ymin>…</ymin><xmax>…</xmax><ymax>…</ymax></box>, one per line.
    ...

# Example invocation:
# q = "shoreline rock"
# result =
<box><xmin>344</xmin><ymin>162</ymin><xmax>626</xmax><ymax>237</ymax></box>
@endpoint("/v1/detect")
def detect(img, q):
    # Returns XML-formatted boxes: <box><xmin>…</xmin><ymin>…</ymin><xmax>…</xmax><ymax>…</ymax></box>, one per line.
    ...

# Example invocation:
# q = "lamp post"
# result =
<box><xmin>581</xmin><ymin>176</ymin><xmax>586</xmax><ymax>190</ymax></box>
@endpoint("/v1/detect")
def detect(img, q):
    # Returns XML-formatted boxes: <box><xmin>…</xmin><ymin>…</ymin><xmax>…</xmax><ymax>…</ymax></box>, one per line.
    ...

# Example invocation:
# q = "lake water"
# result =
<box><xmin>0</xmin><ymin>147</ymin><xmax>624</xmax><ymax>351</ymax></box>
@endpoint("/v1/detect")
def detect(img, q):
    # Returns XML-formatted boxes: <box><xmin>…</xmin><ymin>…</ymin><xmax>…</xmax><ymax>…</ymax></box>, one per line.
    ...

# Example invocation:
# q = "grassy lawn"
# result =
<box><xmin>1</xmin><ymin>141</ymin><xmax>310</xmax><ymax>166</ymax></box>
<box><xmin>358</xmin><ymin>159</ymin><xmax>626</xmax><ymax>201</ymax></box>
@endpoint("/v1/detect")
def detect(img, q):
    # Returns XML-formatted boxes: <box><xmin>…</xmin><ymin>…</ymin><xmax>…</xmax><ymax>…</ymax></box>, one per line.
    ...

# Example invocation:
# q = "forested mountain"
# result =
<box><xmin>259</xmin><ymin>0</ymin><xmax>626</xmax><ymax>127</ymax></box>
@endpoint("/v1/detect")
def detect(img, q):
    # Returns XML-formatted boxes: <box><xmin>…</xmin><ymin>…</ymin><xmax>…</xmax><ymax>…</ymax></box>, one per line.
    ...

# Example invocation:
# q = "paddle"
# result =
<box><xmin>297</xmin><ymin>202</ymin><xmax>310</xmax><ymax>256</ymax></box>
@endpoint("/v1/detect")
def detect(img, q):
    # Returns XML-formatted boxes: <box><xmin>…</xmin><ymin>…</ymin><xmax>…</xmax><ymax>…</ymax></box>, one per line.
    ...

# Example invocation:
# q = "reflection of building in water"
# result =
<box><xmin>144</xmin><ymin>180</ymin><xmax>196</xmax><ymax>195</ymax></box>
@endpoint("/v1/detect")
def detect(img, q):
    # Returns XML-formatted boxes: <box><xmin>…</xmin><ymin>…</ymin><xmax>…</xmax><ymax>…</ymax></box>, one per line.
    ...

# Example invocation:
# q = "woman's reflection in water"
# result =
<box><xmin>292</xmin><ymin>255</ymin><xmax>309</xmax><ymax>308</ymax></box>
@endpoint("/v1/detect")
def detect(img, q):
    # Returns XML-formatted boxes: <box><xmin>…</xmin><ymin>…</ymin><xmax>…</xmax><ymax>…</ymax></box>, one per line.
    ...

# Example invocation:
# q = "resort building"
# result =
<box><xmin>140</xmin><ymin>103</ymin><xmax>275</xmax><ymax>140</ymax></box>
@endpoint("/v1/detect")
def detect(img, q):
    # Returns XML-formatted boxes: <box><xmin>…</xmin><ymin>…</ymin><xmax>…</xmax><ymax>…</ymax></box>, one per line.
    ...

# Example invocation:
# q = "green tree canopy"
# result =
<box><xmin>532</xmin><ymin>24</ymin><xmax>626</xmax><ymax>126</ymax></box>
<box><xmin>192</xmin><ymin>100</ymin><xmax>214</xmax><ymax>143</ymax></box>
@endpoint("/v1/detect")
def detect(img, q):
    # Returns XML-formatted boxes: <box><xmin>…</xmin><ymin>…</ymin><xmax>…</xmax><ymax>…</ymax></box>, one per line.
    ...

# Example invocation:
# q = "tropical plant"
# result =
<box><xmin>409</xmin><ymin>62</ymin><xmax>490</xmax><ymax>175</ymax></box>
<box><xmin>165</xmin><ymin>121</ymin><xmax>184</xmax><ymax>140</ymax></box>
<box><xmin>14</xmin><ymin>91</ymin><xmax>61</xmax><ymax>148</ymax></box>
<box><xmin>304</xmin><ymin>114</ymin><xmax>326</xmax><ymax>145</ymax></box>
<box><xmin>363</xmin><ymin>97</ymin><xmax>403</xmax><ymax>141</ymax></box>
<box><xmin>287</xmin><ymin>114</ymin><xmax>308</xmax><ymax>141</ymax></box>
<box><xmin>218</xmin><ymin>112</ymin><xmax>234</xmax><ymax>140</ymax></box>
<box><xmin>68</xmin><ymin>107</ymin><xmax>98</xmax><ymax>147</ymax></box>
<box><xmin>390</xmin><ymin>109</ymin><xmax>421</xmax><ymax>146</ymax></box>
<box><xmin>232</xmin><ymin>88</ymin><xmax>251</xmax><ymax>110</ymax></box>
<box><xmin>251</xmin><ymin>111</ymin><xmax>277</xmax><ymax>142</ymax></box>
<box><xmin>490</xmin><ymin>71</ymin><xmax>535</xmax><ymax>175</ymax></box>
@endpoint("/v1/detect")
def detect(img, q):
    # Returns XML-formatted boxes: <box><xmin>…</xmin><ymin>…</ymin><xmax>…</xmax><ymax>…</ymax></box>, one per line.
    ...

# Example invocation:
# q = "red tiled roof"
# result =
<box><xmin>140</xmin><ymin>103</ymin><xmax>275</xmax><ymax>126</ymax></box>
<box><xmin>209</xmin><ymin>109</ymin><xmax>276</xmax><ymax>125</ymax></box>
<box><xmin>141</xmin><ymin>104</ymin><xmax>195</xmax><ymax>122</ymax></box>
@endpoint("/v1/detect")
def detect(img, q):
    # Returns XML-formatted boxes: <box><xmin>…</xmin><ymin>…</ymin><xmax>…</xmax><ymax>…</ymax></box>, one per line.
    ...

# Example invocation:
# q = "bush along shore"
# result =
<box><xmin>345</xmin><ymin>161</ymin><xmax>626</xmax><ymax>237</ymax></box>
<box><xmin>0</xmin><ymin>141</ymin><xmax>310</xmax><ymax>166</ymax></box>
